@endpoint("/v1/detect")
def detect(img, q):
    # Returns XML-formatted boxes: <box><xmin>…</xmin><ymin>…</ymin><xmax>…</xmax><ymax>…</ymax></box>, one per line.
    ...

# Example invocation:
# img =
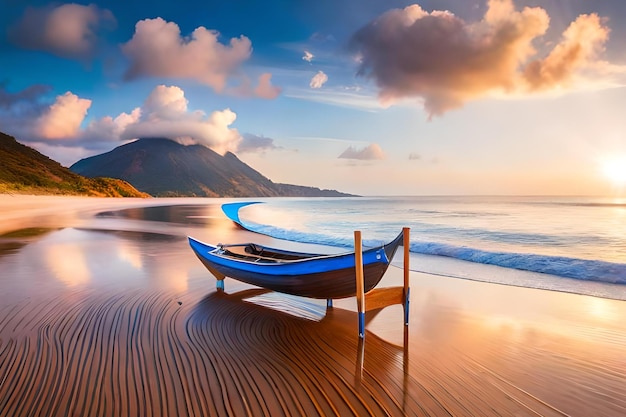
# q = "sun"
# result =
<box><xmin>602</xmin><ymin>155</ymin><xmax>626</xmax><ymax>186</ymax></box>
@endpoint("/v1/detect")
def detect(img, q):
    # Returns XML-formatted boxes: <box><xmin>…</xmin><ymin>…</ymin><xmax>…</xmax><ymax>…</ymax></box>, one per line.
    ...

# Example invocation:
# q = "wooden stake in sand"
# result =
<box><xmin>355</xmin><ymin>227</ymin><xmax>411</xmax><ymax>338</ymax></box>
<box><xmin>355</xmin><ymin>231</ymin><xmax>366</xmax><ymax>338</ymax></box>
<box><xmin>403</xmin><ymin>227</ymin><xmax>410</xmax><ymax>325</ymax></box>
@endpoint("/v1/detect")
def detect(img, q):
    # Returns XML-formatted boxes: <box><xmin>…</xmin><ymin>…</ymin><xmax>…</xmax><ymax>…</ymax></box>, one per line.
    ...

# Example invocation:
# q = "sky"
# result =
<box><xmin>1</xmin><ymin>0</ymin><xmax>626</xmax><ymax>196</ymax></box>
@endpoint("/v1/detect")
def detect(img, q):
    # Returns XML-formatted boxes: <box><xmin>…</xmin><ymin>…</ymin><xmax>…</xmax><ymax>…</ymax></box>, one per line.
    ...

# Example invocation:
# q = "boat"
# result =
<box><xmin>188</xmin><ymin>230</ymin><xmax>404</xmax><ymax>299</ymax></box>
<box><xmin>220</xmin><ymin>201</ymin><xmax>261</xmax><ymax>230</ymax></box>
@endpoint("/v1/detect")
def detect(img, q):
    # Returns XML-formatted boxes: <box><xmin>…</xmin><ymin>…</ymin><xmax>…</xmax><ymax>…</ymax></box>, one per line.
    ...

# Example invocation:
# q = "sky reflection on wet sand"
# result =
<box><xmin>0</xmin><ymin>196</ymin><xmax>625</xmax><ymax>416</ymax></box>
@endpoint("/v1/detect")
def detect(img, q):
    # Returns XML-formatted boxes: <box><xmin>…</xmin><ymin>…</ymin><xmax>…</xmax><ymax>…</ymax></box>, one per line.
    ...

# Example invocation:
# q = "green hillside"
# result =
<box><xmin>0</xmin><ymin>132</ymin><xmax>149</xmax><ymax>197</ymax></box>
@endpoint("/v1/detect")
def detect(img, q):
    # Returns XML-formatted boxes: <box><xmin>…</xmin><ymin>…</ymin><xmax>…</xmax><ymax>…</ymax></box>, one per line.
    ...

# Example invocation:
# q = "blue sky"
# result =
<box><xmin>1</xmin><ymin>0</ymin><xmax>626</xmax><ymax>196</ymax></box>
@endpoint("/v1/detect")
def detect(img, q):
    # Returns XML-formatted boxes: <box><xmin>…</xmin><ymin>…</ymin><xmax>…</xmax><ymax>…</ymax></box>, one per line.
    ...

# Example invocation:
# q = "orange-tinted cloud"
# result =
<box><xmin>523</xmin><ymin>13</ymin><xmax>610</xmax><ymax>90</ymax></box>
<box><xmin>226</xmin><ymin>73</ymin><xmax>282</xmax><ymax>99</ymax></box>
<box><xmin>310</xmin><ymin>71</ymin><xmax>328</xmax><ymax>89</ymax></box>
<box><xmin>122</xmin><ymin>18</ymin><xmax>252</xmax><ymax>92</ymax></box>
<box><xmin>9</xmin><ymin>3</ymin><xmax>116</xmax><ymax>60</ymax></box>
<box><xmin>338</xmin><ymin>143</ymin><xmax>385</xmax><ymax>160</ymax></box>
<box><xmin>37</xmin><ymin>92</ymin><xmax>91</xmax><ymax>139</ymax></box>
<box><xmin>350</xmin><ymin>0</ymin><xmax>616</xmax><ymax>117</ymax></box>
<box><xmin>253</xmin><ymin>73</ymin><xmax>282</xmax><ymax>99</ymax></box>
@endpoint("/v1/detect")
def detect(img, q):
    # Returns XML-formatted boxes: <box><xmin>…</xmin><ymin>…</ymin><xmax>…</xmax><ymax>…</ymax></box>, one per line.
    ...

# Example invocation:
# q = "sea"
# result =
<box><xmin>227</xmin><ymin>196</ymin><xmax>626</xmax><ymax>301</ymax></box>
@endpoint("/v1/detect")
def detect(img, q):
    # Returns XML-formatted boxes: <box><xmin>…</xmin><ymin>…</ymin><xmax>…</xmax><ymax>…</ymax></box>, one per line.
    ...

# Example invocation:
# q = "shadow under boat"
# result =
<box><xmin>187</xmin><ymin>288</ymin><xmax>409</xmax><ymax>399</ymax></box>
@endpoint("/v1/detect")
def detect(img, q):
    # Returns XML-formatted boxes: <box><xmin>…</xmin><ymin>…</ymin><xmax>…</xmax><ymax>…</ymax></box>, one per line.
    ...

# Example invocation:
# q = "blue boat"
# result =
<box><xmin>188</xmin><ymin>231</ymin><xmax>404</xmax><ymax>299</ymax></box>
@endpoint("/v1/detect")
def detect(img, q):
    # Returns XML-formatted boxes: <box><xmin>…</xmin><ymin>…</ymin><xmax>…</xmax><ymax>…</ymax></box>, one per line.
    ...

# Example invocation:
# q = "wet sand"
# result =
<box><xmin>0</xmin><ymin>195</ymin><xmax>625</xmax><ymax>416</ymax></box>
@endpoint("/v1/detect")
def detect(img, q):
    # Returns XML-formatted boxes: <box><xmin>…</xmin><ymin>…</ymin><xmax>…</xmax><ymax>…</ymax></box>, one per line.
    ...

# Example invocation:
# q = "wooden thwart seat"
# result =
<box><xmin>364</xmin><ymin>286</ymin><xmax>405</xmax><ymax>312</ymax></box>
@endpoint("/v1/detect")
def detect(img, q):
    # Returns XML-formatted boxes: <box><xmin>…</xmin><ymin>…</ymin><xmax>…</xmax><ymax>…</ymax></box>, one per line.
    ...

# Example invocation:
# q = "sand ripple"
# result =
<box><xmin>0</xmin><ymin>287</ymin><xmax>411</xmax><ymax>416</ymax></box>
<box><xmin>1</xmin><ymin>283</ymin><xmax>624</xmax><ymax>416</ymax></box>
<box><xmin>2</xmin><ymin>198</ymin><xmax>625</xmax><ymax>416</ymax></box>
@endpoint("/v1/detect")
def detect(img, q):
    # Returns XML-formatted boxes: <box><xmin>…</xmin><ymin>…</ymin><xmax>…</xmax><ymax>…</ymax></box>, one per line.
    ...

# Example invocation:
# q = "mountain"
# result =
<box><xmin>70</xmin><ymin>138</ymin><xmax>355</xmax><ymax>197</ymax></box>
<box><xmin>0</xmin><ymin>132</ymin><xmax>149</xmax><ymax>197</ymax></box>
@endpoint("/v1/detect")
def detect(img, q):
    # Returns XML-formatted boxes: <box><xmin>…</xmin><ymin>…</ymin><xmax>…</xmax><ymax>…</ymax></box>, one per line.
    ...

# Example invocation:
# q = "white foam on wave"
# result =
<box><xmin>408</xmin><ymin>241</ymin><xmax>626</xmax><ymax>285</ymax></box>
<box><xmin>398</xmin><ymin>253</ymin><xmax>626</xmax><ymax>301</ymax></box>
<box><xmin>241</xmin><ymin>221</ymin><xmax>626</xmax><ymax>300</ymax></box>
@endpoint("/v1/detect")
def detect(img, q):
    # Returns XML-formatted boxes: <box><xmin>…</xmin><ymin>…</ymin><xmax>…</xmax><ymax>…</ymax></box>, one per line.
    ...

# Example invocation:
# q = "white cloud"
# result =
<box><xmin>9</xmin><ymin>4</ymin><xmax>116</xmax><ymax>60</ymax></box>
<box><xmin>121</xmin><ymin>85</ymin><xmax>242</xmax><ymax>154</ymax></box>
<box><xmin>2</xmin><ymin>84</ymin><xmax>242</xmax><ymax>154</ymax></box>
<box><xmin>122</xmin><ymin>18</ymin><xmax>252</xmax><ymax>92</ymax></box>
<box><xmin>82</xmin><ymin>108</ymin><xmax>141</xmax><ymax>143</ymax></box>
<box><xmin>37</xmin><ymin>92</ymin><xmax>92</xmax><ymax>139</ymax></box>
<box><xmin>1</xmin><ymin>84</ymin><xmax>286</xmax><ymax>160</ymax></box>
<box><xmin>338</xmin><ymin>143</ymin><xmax>385</xmax><ymax>160</ymax></box>
<box><xmin>142</xmin><ymin>84</ymin><xmax>188</xmax><ymax>119</ymax></box>
<box><xmin>302</xmin><ymin>50</ymin><xmax>314</xmax><ymax>62</ymax></box>
<box><xmin>309</xmin><ymin>71</ymin><xmax>328</xmax><ymax>89</ymax></box>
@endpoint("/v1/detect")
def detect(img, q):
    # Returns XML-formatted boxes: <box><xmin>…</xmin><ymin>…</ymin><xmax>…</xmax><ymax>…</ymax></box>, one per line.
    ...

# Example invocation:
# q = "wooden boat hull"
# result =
<box><xmin>188</xmin><ymin>231</ymin><xmax>404</xmax><ymax>299</ymax></box>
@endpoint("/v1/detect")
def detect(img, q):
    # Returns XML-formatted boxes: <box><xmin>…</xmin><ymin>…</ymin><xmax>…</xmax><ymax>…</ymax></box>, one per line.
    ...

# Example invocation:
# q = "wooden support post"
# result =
<box><xmin>354</xmin><ymin>230</ymin><xmax>365</xmax><ymax>338</ymax></box>
<box><xmin>355</xmin><ymin>336</ymin><xmax>365</xmax><ymax>385</ymax></box>
<box><xmin>403</xmin><ymin>227</ymin><xmax>410</xmax><ymax>325</ymax></box>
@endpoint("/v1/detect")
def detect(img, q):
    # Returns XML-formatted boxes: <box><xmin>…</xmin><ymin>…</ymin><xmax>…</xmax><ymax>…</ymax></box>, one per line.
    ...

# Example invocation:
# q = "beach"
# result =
<box><xmin>0</xmin><ymin>195</ymin><xmax>625</xmax><ymax>416</ymax></box>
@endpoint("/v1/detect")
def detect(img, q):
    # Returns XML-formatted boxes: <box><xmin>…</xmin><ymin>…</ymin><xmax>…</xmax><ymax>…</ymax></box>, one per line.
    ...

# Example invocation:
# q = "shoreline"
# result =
<box><xmin>0</xmin><ymin>195</ymin><xmax>624</xmax><ymax>416</ymax></box>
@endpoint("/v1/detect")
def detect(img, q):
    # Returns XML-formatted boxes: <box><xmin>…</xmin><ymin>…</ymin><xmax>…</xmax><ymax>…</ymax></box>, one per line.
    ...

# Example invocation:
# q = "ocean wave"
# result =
<box><xmin>409</xmin><ymin>241</ymin><xmax>626</xmax><ymax>285</ymax></box>
<box><xmin>242</xmin><ymin>222</ymin><xmax>626</xmax><ymax>286</ymax></box>
<box><xmin>408</xmin><ymin>221</ymin><xmax>600</xmax><ymax>246</ymax></box>
<box><xmin>246</xmin><ymin>223</ymin><xmax>361</xmax><ymax>248</ymax></box>
<box><xmin>543</xmin><ymin>202</ymin><xmax>626</xmax><ymax>208</ymax></box>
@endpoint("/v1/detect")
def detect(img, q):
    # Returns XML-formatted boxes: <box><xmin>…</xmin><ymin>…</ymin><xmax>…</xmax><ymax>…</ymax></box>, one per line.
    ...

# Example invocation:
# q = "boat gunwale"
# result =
<box><xmin>189</xmin><ymin>237</ymin><xmax>391</xmax><ymax>267</ymax></box>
